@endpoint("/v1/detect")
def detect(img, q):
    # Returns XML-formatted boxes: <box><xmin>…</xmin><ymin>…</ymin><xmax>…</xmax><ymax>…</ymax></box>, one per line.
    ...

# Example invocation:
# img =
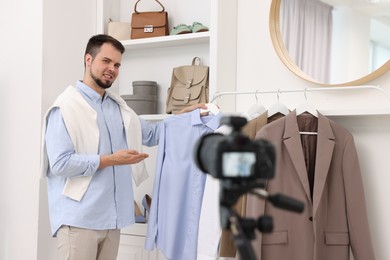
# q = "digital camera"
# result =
<box><xmin>194</xmin><ymin>116</ymin><xmax>275</xmax><ymax>181</ymax></box>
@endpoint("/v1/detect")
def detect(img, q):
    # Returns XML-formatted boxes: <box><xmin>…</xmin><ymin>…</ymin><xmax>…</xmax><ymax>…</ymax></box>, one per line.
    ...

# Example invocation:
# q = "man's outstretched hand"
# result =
<box><xmin>99</xmin><ymin>149</ymin><xmax>149</xmax><ymax>169</ymax></box>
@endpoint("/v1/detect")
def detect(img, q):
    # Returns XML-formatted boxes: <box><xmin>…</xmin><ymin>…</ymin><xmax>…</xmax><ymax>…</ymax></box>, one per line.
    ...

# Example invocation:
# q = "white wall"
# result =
<box><xmin>235</xmin><ymin>1</ymin><xmax>390</xmax><ymax>259</ymax></box>
<box><xmin>38</xmin><ymin>1</ymin><xmax>96</xmax><ymax>259</ymax></box>
<box><xmin>0</xmin><ymin>0</ymin><xmax>96</xmax><ymax>259</ymax></box>
<box><xmin>0</xmin><ymin>1</ymin><xmax>42</xmax><ymax>259</ymax></box>
<box><xmin>0</xmin><ymin>0</ymin><xmax>389</xmax><ymax>259</ymax></box>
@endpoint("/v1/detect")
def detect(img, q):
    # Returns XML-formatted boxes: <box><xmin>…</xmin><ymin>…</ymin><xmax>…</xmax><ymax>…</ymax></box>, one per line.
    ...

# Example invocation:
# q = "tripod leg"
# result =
<box><xmin>230</xmin><ymin>215</ymin><xmax>258</xmax><ymax>260</ymax></box>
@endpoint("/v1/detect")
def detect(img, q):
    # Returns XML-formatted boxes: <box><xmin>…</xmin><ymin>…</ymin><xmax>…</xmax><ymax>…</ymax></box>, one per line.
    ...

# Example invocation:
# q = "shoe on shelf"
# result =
<box><xmin>170</xmin><ymin>24</ymin><xmax>192</xmax><ymax>35</ymax></box>
<box><xmin>134</xmin><ymin>201</ymin><xmax>146</xmax><ymax>223</ymax></box>
<box><xmin>191</xmin><ymin>22</ymin><xmax>209</xmax><ymax>33</ymax></box>
<box><xmin>142</xmin><ymin>194</ymin><xmax>152</xmax><ymax>217</ymax></box>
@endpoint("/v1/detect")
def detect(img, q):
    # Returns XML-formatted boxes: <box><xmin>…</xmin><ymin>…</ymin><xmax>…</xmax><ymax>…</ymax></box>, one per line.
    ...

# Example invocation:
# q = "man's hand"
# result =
<box><xmin>99</xmin><ymin>149</ymin><xmax>149</xmax><ymax>169</ymax></box>
<box><xmin>177</xmin><ymin>103</ymin><xmax>208</xmax><ymax>115</ymax></box>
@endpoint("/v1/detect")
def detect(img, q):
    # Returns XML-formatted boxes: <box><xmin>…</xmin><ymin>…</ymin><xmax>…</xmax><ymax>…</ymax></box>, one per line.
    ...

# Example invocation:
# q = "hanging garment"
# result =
<box><xmin>219</xmin><ymin>112</ymin><xmax>269</xmax><ymax>257</ymax></box>
<box><xmin>251</xmin><ymin>110</ymin><xmax>375</xmax><ymax>260</ymax></box>
<box><xmin>145</xmin><ymin>109</ymin><xmax>222</xmax><ymax>260</ymax></box>
<box><xmin>197</xmin><ymin>111</ymin><xmax>286</xmax><ymax>259</ymax></box>
<box><xmin>196</xmin><ymin>116</ymin><xmax>254</xmax><ymax>260</ymax></box>
<box><xmin>242</xmin><ymin>112</ymin><xmax>287</xmax><ymax>260</ymax></box>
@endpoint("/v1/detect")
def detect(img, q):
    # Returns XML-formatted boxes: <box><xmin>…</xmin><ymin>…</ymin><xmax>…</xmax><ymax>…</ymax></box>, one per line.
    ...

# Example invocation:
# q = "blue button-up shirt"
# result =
<box><xmin>45</xmin><ymin>81</ymin><xmax>160</xmax><ymax>236</ymax></box>
<box><xmin>145</xmin><ymin>110</ymin><xmax>222</xmax><ymax>260</ymax></box>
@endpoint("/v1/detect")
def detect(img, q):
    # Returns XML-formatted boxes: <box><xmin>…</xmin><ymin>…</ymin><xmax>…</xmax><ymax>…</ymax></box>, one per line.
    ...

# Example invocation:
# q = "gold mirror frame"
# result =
<box><xmin>269</xmin><ymin>0</ymin><xmax>390</xmax><ymax>87</ymax></box>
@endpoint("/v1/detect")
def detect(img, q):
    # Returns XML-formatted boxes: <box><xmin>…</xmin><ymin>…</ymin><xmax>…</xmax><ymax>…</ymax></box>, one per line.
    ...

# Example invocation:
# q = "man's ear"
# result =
<box><xmin>85</xmin><ymin>53</ymin><xmax>93</xmax><ymax>67</ymax></box>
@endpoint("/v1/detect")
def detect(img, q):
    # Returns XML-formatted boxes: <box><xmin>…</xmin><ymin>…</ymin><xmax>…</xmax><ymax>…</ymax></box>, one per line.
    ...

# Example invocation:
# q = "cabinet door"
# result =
<box><xmin>117</xmin><ymin>234</ymin><xmax>166</xmax><ymax>260</ymax></box>
<box><xmin>117</xmin><ymin>235</ymin><xmax>145</xmax><ymax>260</ymax></box>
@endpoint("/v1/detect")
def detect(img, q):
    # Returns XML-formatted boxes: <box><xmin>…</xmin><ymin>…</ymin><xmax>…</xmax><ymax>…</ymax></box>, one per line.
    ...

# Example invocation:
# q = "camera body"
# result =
<box><xmin>194</xmin><ymin>116</ymin><xmax>275</xmax><ymax>181</ymax></box>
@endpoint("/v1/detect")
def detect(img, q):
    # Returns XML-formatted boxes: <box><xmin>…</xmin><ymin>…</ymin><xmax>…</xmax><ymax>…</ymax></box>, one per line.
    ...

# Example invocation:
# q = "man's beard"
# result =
<box><xmin>90</xmin><ymin>70</ymin><xmax>113</xmax><ymax>89</ymax></box>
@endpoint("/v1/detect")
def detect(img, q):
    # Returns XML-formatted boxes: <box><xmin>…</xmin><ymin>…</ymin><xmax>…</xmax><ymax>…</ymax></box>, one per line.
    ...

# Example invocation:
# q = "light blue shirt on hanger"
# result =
<box><xmin>45</xmin><ymin>81</ymin><xmax>160</xmax><ymax>236</ymax></box>
<box><xmin>145</xmin><ymin>109</ymin><xmax>222</xmax><ymax>260</ymax></box>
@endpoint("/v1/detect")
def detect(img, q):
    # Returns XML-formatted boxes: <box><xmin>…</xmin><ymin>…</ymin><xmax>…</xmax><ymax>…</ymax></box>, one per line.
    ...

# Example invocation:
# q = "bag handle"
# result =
<box><xmin>134</xmin><ymin>0</ymin><xmax>165</xmax><ymax>13</ymax></box>
<box><xmin>184</xmin><ymin>57</ymin><xmax>202</xmax><ymax>89</ymax></box>
<box><xmin>192</xmin><ymin>57</ymin><xmax>201</xmax><ymax>66</ymax></box>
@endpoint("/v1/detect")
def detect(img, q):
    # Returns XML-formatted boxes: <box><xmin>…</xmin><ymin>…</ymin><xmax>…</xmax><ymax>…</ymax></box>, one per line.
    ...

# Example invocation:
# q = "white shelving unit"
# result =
<box><xmin>96</xmin><ymin>1</ymin><xmax>238</xmax><ymax>258</ymax></box>
<box><xmin>96</xmin><ymin>0</ymin><xmax>213</xmax><ymax>113</ymax></box>
<box><xmin>96</xmin><ymin>0</ymin><xmax>220</xmax><ymax>259</ymax></box>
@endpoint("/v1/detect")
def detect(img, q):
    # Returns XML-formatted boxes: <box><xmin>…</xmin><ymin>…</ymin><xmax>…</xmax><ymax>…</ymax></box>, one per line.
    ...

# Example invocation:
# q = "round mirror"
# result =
<box><xmin>270</xmin><ymin>0</ymin><xmax>390</xmax><ymax>86</ymax></box>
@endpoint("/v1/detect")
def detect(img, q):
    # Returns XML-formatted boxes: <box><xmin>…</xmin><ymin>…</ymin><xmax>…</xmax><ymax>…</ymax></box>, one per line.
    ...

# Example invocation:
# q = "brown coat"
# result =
<box><xmin>251</xmin><ymin>111</ymin><xmax>375</xmax><ymax>260</ymax></box>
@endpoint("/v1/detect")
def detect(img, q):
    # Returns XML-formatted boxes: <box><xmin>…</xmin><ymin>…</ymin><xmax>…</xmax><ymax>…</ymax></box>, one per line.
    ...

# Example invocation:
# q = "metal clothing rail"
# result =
<box><xmin>211</xmin><ymin>85</ymin><xmax>390</xmax><ymax>103</ymax></box>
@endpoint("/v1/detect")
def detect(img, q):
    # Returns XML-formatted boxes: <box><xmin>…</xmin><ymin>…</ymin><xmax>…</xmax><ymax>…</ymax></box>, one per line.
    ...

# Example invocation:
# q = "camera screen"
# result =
<box><xmin>222</xmin><ymin>152</ymin><xmax>256</xmax><ymax>177</ymax></box>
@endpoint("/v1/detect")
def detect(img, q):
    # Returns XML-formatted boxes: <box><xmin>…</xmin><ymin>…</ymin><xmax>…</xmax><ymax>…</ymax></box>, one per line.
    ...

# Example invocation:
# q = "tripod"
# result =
<box><xmin>219</xmin><ymin>181</ymin><xmax>304</xmax><ymax>260</ymax></box>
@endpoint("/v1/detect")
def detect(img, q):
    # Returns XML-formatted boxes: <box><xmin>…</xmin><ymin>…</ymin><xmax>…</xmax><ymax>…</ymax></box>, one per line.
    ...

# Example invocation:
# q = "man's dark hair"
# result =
<box><xmin>84</xmin><ymin>34</ymin><xmax>125</xmax><ymax>65</ymax></box>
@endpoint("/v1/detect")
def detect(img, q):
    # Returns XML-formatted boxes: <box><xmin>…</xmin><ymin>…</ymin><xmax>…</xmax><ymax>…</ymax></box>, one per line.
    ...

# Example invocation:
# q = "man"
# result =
<box><xmin>42</xmin><ymin>34</ymin><xmax>205</xmax><ymax>260</ymax></box>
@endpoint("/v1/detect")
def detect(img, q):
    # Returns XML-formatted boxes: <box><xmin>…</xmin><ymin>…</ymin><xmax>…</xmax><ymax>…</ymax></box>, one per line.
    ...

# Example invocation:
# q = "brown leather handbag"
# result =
<box><xmin>166</xmin><ymin>57</ymin><xmax>209</xmax><ymax>114</ymax></box>
<box><xmin>131</xmin><ymin>0</ymin><xmax>169</xmax><ymax>39</ymax></box>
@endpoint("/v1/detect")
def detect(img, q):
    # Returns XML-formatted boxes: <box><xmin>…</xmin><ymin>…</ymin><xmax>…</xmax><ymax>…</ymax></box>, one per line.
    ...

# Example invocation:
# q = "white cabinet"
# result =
<box><xmin>117</xmin><ymin>224</ymin><xmax>165</xmax><ymax>260</ymax></box>
<box><xmin>117</xmin><ymin>235</ymin><xmax>147</xmax><ymax>260</ymax></box>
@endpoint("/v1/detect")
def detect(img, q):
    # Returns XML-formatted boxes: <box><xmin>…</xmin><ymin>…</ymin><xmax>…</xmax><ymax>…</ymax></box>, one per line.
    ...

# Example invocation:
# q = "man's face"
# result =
<box><xmin>86</xmin><ymin>43</ymin><xmax>122</xmax><ymax>89</ymax></box>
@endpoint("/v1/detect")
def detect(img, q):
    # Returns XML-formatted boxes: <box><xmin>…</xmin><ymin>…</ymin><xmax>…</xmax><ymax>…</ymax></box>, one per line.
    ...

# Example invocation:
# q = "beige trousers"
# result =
<box><xmin>57</xmin><ymin>226</ymin><xmax>120</xmax><ymax>260</ymax></box>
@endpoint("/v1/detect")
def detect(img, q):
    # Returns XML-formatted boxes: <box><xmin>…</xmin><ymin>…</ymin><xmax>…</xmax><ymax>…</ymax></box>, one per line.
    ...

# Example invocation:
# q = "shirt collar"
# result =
<box><xmin>76</xmin><ymin>80</ymin><xmax>107</xmax><ymax>103</ymax></box>
<box><xmin>190</xmin><ymin>109</ymin><xmax>223</xmax><ymax>131</ymax></box>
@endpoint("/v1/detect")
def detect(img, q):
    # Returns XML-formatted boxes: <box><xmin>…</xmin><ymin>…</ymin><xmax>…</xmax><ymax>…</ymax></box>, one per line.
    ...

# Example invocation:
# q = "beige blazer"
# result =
<box><xmin>219</xmin><ymin>112</ymin><xmax>268</xmax><ymax>257</ymax></box>
<box><xmin>252</xmin><ymin>111</ymin><xmax>375</xmax><ymax>260</ymax></box>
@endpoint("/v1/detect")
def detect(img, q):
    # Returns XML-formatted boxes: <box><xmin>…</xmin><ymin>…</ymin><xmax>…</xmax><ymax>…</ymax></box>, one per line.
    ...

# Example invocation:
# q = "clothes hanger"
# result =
<box><xmin>296</xmin><ymin>89</ymin><xmax>318</xmax><ymax>135</ymax></box>
<box><xmin>246</xmin><ymin>90</ymin><xmax>266</xmax><ymax>119</ymax></box>
<box><xmin>267</xmin><ymin>89</ymin><xmax>290</xmax><ymax>118</ymax></box>
<box><xmin>200</xmin><ymin>103</ymin><xmax>220</xmax><ymax>115</ymax></box>
<box><xmin>296</xmin><ymin>88</ymin><xmax>318</xmax><ymax>118</ymax></box>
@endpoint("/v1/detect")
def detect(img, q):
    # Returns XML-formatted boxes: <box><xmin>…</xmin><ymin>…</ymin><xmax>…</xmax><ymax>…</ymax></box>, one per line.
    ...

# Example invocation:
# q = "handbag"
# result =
<box><xmin>166</xmin><ymin>57</ymin><xmax>209</xmax><ymax>114</ymax></box>
<box><xmin>107</xmin><ymin>18</ymin><xmax>131</xmax><ymax>41</ymax></box>
<box><xmin>131</xmin><ymin>0</ymin><xmax>169</xmax><ymax>39</ymax></box>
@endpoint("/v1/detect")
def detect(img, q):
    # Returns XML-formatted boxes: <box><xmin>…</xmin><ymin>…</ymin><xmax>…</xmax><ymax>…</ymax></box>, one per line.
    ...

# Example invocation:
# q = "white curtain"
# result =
<box><xmin>280</xmin><ymin>0</ymin><xmax>333</xmax><ymax>83</ymax></box>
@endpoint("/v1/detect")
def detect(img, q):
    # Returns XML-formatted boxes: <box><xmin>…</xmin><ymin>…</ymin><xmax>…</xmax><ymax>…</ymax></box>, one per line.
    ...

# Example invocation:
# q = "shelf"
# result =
<box><xmin>139</xmin><ymin>114</ymin><xmax>172</xmax><ymax>121</ymax></box>
<box><xmin>120</xmin><ymin>31</ymin><xmax>210</xmax><ymax>50</ymax></box>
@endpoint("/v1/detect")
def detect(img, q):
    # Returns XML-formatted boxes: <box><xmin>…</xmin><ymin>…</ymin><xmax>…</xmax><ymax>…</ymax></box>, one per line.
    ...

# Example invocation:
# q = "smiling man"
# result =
<box><xmin>42</xmin><ymin>34</ymin><xmax>159</xmax><ymax>260</ymax></box>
